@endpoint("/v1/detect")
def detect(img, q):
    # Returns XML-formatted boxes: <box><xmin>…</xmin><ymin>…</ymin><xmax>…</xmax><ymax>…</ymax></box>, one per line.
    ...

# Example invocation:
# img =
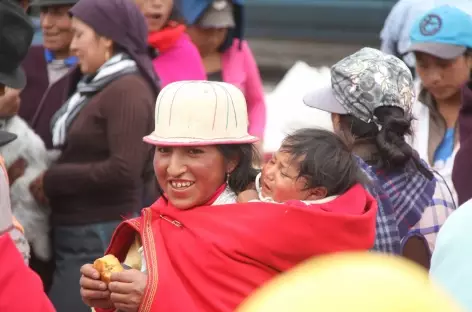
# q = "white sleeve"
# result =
<box><xmin>430</xmin><ymin>201</ymin><xmax>472</xmax><ymax>311</ymax></box>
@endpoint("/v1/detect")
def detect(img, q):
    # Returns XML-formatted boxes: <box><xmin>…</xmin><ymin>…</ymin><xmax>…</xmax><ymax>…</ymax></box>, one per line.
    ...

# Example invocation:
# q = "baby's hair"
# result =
<box><xmin>280</xmin><ymin>128</ymin><xmax>367</xmax><ymax>196</ymax></box>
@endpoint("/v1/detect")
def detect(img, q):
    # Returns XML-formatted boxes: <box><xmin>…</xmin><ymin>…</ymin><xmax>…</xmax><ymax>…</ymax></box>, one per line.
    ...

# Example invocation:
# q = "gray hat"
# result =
<box><xmin>304</xmin><ymin>48</ymin><xmax>415</xmax><ymax>124</ymax></box>
<box><xmin>198</xmin><ymin>0</ymin><xmax>235</xmax><ymax>28</ymax></box>
<box><xmin>30</xmin><ymin>0</ymin><xmax>78</xmax><ymax>7</ymax></box>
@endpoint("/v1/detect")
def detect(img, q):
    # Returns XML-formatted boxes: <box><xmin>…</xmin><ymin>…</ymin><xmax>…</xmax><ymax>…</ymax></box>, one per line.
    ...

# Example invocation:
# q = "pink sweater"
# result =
<box><xmin>222</xmin><ymin>40</ymin><xmax>266</xmax><ymax>139</ymax></box>
<box><xmin>152</xmin><ymin>33</ymin><xmax>206</xmax><ymax>87</ymax></box>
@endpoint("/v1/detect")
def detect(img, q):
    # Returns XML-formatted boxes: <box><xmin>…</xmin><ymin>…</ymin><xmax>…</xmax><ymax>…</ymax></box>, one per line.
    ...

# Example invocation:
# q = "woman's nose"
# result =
<box><xmin>166</xmin><ymin>154</ymin><xmax>186</xmax><ymax>177</ymax></box>
<box><xmin>427</xmin><ymin>67</ymin><xmax>443</xmax><ymax>85</ymax></box>
<box><xmin>148</xmin><ymin>0</ymin><xmax>162</xmax><ymax>9</ymax></box>
<box><xmin>69</xmin><ymin>37</ymin><xmax>78</xmax><ymax>55</ymax></box>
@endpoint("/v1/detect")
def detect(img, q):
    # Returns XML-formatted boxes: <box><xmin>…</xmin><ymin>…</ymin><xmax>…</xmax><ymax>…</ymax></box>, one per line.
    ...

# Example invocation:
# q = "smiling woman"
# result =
<box><xmin>79</xmin><ymin>80</ymin><xmax>377</xmax><ymax>312</ymax></box>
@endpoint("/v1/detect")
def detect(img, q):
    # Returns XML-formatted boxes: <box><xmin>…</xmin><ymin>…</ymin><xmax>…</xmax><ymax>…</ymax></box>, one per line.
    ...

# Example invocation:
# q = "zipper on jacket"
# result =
<box><xmin>159</xmin><ymin>214</ymin><xmax>182</xmax><ymax>228</ymax></box>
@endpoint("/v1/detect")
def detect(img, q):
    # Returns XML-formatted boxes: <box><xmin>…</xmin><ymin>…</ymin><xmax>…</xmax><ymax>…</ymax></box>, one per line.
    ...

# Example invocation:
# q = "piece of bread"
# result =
<box><xmin>93</xmin><ymin>254</ymin><xmax>124</xmax><ymax>284</ymax></box>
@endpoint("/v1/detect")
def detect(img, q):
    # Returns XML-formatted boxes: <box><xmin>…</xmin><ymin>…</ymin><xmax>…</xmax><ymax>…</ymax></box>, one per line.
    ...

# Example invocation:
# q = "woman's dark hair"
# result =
<box><xmin>466</xmin><ymin>48</ymin><xmax>472</xmax><ymax>79</ymax></box>
<box><xmin>279</xmin><ymin>128</ymin><xmax>368</xmax><ymax>196</ymax></box>
<box><xmin>218</xmin><ymin>28</ymin><xmax>236</xmax><ymax>52</ymax></box>
<box><xmin>217</xmin><ymin>143</ymin><xmax>259</xmax><ymax>194</ymax></box>
<box><xmin>338</xmin><ymin>106</ymin><xmax>414</xmax><ymax>171</ymax></box>
<box><xmin>338</xmin><ymin>107</ymin><xmax>433</xmax><ymax>179</ymax></box>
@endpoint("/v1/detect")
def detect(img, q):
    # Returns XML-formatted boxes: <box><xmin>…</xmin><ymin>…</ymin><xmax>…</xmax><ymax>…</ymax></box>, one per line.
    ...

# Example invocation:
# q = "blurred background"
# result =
<box><xmin>244</xmin><ymin>0</ymin><xmax>396</xmax><ymax>90</ymax></box>
<box><xmin>29</xmin><ymin>0</ymin><xmax>397</xmax><ymax>90</ymax></box>
<box><xmin>26</xmin><ymin>0</ymin><xmax>398</xmax><ymax>152</ymax></box>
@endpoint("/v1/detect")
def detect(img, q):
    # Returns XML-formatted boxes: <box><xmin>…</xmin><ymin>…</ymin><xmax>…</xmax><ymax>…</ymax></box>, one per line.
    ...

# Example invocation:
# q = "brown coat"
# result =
<box><xmin>43</xmin><ymin>74</ymin><xmax>155</xmax><ymax>225</ymax></box>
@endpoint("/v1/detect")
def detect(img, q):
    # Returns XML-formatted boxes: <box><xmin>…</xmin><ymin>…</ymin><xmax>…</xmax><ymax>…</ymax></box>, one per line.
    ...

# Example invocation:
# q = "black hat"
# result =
<box><xmin>0</xmin><ymin>0</ymin><xmax>34</xmax><ymax>89</ymax></box>
<box><xmin>0</xmin><ymin>130</ymin><xmax>17</xmax><ymax>147</ymax></box>
<box><xmin>30</xmin><ymin>0</ymin><xmax>78</xmax><ymax>7</ymax></box>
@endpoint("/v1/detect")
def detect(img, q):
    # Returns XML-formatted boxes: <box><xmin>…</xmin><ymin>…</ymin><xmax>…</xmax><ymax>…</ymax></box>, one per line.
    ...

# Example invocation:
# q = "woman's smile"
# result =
<box><xmin>169</xmin><ymin>179</ymin><xmax>195</xmax><ymax>190</ymax></box>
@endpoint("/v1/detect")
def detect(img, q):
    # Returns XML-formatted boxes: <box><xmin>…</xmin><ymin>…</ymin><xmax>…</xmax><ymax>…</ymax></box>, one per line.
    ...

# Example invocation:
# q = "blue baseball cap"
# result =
<box><xmin>408</xmin><ymin>5</ymin><xmax>472</xmax><ymax>59</ymax></box>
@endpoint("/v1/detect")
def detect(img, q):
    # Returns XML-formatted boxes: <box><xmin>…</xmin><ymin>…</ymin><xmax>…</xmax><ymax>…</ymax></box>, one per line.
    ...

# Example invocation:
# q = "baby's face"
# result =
<box><xmin>261</xmin><ymin>151</ymin><xmax>311</xmax><ymax>203</ymax></box>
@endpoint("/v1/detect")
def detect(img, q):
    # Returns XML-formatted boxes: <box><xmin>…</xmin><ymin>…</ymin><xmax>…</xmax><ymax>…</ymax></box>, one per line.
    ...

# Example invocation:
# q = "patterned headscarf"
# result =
<box><xmin>331</xmin><ymin>47</ymin><xmax>415</xmax><ymax>125</ymax></box>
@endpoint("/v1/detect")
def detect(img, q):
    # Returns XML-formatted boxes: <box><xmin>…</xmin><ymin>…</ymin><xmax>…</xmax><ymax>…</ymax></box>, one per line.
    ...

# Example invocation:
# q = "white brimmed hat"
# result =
<box><xmin>143</xmin><ymin>80</ymin><xmax>259</xmax><ymax>146</ymax></box>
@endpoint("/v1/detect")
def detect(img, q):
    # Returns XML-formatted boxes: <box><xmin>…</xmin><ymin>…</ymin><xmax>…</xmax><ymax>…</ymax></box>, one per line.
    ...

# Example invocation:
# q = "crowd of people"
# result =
<box><xmin>1</xmin><ymin>0</ymin><xmax>472</xmax><ymax>311</ymax></box>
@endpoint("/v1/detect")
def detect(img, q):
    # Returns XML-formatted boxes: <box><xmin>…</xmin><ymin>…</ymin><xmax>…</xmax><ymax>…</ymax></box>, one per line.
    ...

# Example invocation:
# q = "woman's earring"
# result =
<box><xmin>104</xmin><ymin>50</ymin><xmax>111</xmax><ymax>61</ymax></box>
<box><xmin>226</xmin><ymin>172</ymin><xmax>230</xmax><ymax>184</ymax></box>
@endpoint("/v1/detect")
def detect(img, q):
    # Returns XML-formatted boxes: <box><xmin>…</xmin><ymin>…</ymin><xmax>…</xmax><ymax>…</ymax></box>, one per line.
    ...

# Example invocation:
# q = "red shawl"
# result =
<box><xmin>98</xmin><ymin>184</ymin><xmax>377</xmax><ymax>312</ymax></box>
<box><xmin>148</xmin><ymin>22</ymin><xmax>186</xmax><ymax>54</ymax></box>
<box><xmin>0</xmin><ymin>235</ymin><xmax>55</xmax><ymax>311</ymax></box>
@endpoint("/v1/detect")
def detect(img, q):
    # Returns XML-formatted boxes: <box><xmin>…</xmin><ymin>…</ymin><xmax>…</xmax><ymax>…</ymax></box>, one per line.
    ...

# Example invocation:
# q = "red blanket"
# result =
<box><xmin>99</xmin><ymin>183</ymin><xmax>377</xmax><ymax>312</ymax></box>
<box><xmin>0</xmin><ymin>234</ymin><xmax>55</xmax><ymax>311</ymax></box>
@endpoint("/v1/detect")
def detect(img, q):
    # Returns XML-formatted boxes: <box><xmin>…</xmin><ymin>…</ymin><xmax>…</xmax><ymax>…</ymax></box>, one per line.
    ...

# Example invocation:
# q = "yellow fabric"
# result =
<box><xmin>123</xmin><ymin>235</ymin><xmax>142</xmax><ymax>270</ymax></box>
<box><xmin>237</xmin><ymin>252</ymin><xmax>463</xmax><ymax>312</ymax></box>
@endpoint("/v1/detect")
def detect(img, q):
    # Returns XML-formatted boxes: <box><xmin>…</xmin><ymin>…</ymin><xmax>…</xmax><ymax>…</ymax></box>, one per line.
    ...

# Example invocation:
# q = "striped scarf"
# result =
<box><xmin>51</xmin><ymin>53</ymin><xmax>138</xmax><ymax>147</ymax></box>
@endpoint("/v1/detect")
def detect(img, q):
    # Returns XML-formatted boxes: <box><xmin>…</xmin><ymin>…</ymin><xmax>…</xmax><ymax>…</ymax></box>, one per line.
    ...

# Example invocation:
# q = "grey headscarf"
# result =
<box><xmin>303</xmin><ymin>48</ymin><xmax>415</xmax><ymax>127</ymax></box>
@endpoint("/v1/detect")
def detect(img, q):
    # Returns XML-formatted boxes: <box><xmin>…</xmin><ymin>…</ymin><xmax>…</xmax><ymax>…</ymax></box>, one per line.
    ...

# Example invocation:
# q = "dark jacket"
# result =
<box><xmin>43</xmin><ymin>74</ymin><xmax>155</xmax><ymax>225</ymax></box>
<box><xmin>19</xmin><ymin>45</ymin><xmax>79</xmax><ymax>149</ymax></box>
<box><xmin>452</xmin><ymin>82</ymin><xmax>472</xmax><ymax>206</ymax></box>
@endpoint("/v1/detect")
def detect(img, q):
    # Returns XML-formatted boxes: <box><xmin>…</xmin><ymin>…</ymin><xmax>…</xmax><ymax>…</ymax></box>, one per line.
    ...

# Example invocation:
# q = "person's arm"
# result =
<box><xmin>241</xmin><ymin>41</ymin><xmax>266</xmax><ymax>141</ymax></box>
<box><xmin>43</xmin><ymin>77</ymin><xmax>154</xmax><ymax>197</ymax></box>
<box><xmin>453</xmin><ymin>81</ymin><xmax>472</xmax><ymax>205</ymax></box>
<box><xmin>9</xmin><ymin>224</ymin><xmax>30</xmax><ymax>264</ymax></box>
<box><xmin>430</xmin><ymin>200</ymin><xmax>472</xmax><ymax>311</ymax></box>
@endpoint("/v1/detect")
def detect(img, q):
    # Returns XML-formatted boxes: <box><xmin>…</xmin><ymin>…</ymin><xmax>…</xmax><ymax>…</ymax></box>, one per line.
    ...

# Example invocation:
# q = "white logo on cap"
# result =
<box><xmin>420</xmin><ymin>14</ymin><xmax>442</xmax><ymax>36</ymax></box>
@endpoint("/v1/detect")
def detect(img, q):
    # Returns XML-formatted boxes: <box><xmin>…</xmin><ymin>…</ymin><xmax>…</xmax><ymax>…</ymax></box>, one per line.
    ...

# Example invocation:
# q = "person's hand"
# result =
<box><xmin>7</xmin><ymin>158</ymin><xmax>27</xmax><ymax>185</ymax></box>
<box><xmin>237</xmin><ymin>189</ymin><xmax>259</xmax><ymax>203</ymax></box>
<box><xmin>29</xmin><ymin>172</ymin><xmax>49</xmax><ymax>206</ymax></box>
<box><xmin>80</xmin><ymin>264</ymin><xmax>114</xmax><ymax>309</ymax></box>
<box><xmin>0</xmin><ymin>88</ymin><xmax>21</xmax><ymax>117</ymax></box>
<box><xmin>109</xmin><ymin>269</ymin><xmax>147</xmax><ymax>312</ymax></box>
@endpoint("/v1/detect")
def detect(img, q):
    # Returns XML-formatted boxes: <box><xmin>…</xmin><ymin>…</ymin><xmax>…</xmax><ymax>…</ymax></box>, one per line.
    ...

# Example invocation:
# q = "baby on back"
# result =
<box><xmin>238</xmin><ymin>128</ymin><xmax>368</xmax><ymax>207</ymax></box>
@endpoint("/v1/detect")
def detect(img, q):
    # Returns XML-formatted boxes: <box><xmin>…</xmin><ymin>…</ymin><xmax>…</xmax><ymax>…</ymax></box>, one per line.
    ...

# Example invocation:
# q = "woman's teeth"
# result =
<box><xmin>171</xmin><ymin>181</ymin><xmax>194</xmax><ymax>188</ymax></box>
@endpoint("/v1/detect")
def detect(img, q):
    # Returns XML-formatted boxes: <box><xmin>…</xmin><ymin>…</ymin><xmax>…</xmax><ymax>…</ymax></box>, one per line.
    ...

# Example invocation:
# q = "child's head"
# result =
<box><xmin>261</xmin><ymin>128</ymin><xmax>366</xmax><ymax>203</ymax></box>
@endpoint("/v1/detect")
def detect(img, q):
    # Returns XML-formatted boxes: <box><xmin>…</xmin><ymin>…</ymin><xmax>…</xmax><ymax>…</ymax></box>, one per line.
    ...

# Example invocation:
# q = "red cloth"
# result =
<box><xmin>98</xmin><ymin>183</ymin><xmax>377</xmax><ymax>312</ymax></box>
<box><xmin>148</xmin><ymin>22</ymin><xmax>186</xmax><ymax>53</ymax></box>
<box><xmin>0</xmin><ymin>234</ymin><xmax>55</xmax><ymax>311</ymax></box>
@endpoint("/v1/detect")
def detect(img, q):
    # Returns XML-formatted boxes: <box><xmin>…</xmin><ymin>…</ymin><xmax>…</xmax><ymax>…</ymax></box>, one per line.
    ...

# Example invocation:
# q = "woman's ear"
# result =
<box><xmin>306</xmin><ymin>186</ymin><xmax>328</xmax><ymax>201</ymax></box>
<box><xmin>226</xmin><ymin>158</ymin><xmax>238</xmax><ymax>175</ymax></box>
<box><xmin>331</xmin><ymin>113</ymin><xmax>341</xmax><ymax>133</ymax></box>
<box><xmin>467</xmin><ymin>54</ymin><xmax>472</xmax><ymax>70</ymax></box>
<box><xmin>101</xmin><ymin>37</ymin><xmax>114</xmax><ymax>53</ymax></box>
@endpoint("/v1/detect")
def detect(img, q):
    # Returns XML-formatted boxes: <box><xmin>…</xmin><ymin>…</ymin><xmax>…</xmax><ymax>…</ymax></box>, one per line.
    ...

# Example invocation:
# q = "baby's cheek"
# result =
<box><xmin>272</xmin><ymin>184</ymin><xmax>297</xmax><ymax>203</ymax></box>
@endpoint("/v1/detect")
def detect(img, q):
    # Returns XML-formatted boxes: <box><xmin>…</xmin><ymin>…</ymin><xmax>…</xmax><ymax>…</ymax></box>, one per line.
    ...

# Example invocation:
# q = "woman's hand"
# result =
<box><xmin>109</xmin><ymin>269</ymin><xmax>147</xmax><ymax>312</ymax></box>
<box><xmin>80</xmin><ymin>264</ymin><xmax>114</xmax><ymax>309</ymax></box>
<box><xmin>237</xmin><ymin>189</ymin><xmax>259</xmax><ymax>203</ymax></box>
<box><xmin>29</xmin><ymin>172</ymin><xmax>49</xmax><ymax>206</ymax></box>
<box><xmin>0</xmin><ymin>88</ymin><xmax>20</xmax><ymax>118</ymax></box>
<box><xmin>8</xmin><ymin>158</ymin><xmax>27</xmax><ymax>185</ymax></box>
